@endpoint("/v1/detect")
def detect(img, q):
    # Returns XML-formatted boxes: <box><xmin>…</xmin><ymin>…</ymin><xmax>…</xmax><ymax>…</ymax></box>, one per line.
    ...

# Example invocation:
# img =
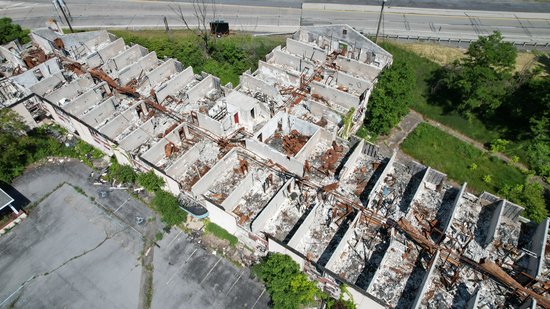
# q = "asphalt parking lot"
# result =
<box><xmin>0</xmin><ymin>184</ymin><xmax>143</xmax><ymax>308</ymax></box>
<box><xmin>152</xmin><ymin>229</ymin><xmax>270</xmax><ymax>309</ymax></box>
<box><xmin>0</xmin><ymin>160</ymin><xmax>271</xmax><ymax>309</ymax></box>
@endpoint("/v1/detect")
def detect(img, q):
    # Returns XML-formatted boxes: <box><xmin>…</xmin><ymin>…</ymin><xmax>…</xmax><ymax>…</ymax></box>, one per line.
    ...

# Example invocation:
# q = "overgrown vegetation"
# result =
<box><xmin>110</xmin><ymin>30</ymin><xmax>286</xmax><ymax>86</ymax></box>
<box><xmin>0</xmin><ymin>17</ymin><xmax>30</xmax><ymax>44</ymax></box>
<box><xmin>204</xmin><ymin>221</ymin><xmax>238</xmax><ymax>246</ymax></box>
<box><xmin>252</xmin><ymin>253</ymin><xmax>326</xmax><ymax>309</ymax></box>
<box><xmin>137</xmin><ymin>170</ymin><xmax>165</xmax><ymax>192</ymax></box>
<box><xmin>0</xmin><ymin>109</ymin><xmax>103</xmax><ymax>183</ymax></box>
<box><xmin>151</xmin><ymin>190</ymin><xmax>187</xmax><ymax>226</ymax></box>
<box><xmin>382</xmin><ymin>33</ymin><xmax>549</xmax><ymax>183</ymax></box>
<box><xmin>402</xmin><ymin>123</ymin><xmax>547</xmax><ymax>222</ymax></box>
<box><xmin>363</xmin><ymin>52</ymin><xmax>415</xmax><ymax>137</ymax></box>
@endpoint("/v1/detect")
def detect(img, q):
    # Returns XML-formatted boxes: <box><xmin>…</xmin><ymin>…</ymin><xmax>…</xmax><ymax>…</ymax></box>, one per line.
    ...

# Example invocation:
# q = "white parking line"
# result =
<box><xmin>166</xmin><ymin>230</ymin><xmax>182</xmax><ymax>247</ymax></box>
<box><xmin>199</xmin><ymin>257</ymin><xmax>222</xmax><ymax>285</ymax></box>
<box><xmin>251</xmin><ymin>288</ymin><xmax>266</xmax><ymax>309</ymax></box>
<box><xmin>225</xmin><ymin>270</ymin><xmax>244</xmax><ymax>295</ymax></box>
<box><xmin>166</xmin><ymin>248</ymin><xmax>197</xmax><ymax>285</ymax></box>
<box><xmin>113</xmin><ymin>197</ymin><xmax>130</xmax><ymax>214</ymax></box>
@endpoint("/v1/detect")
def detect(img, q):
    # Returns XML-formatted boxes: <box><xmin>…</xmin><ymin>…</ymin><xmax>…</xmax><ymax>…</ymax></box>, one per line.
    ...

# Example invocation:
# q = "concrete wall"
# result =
<box><xmin>340</xmin><ymin>140</ymin><xmax>364</xmax><ymax>180</ymax></box>
<box><xmin>222</xmin><ymin>172</ymin><xmax>254</xmax><ymax>211</ymax></box>
<box><xmin>65</xmin><ymin>82</ymin><xmax>110</xmax><ymax>116</ymax></box>
<box><xmin>140</xmin><ymin>123</ymin><xmax>183</xmax><ymax>165</ymax></box>
<box><xmin>102</xmin><ymin>44</ymin><xmax>148</xmax><ymax>76</ymax></box>
<box><xmin>188</xmin><ymin>75</ymin><xmax>220</xmax><ymax>104</ymax></box>
<box><xmin>268</xmin><ymin>237</ymin><xmax>306</xmax><ymax>269</ymax></box>
<box><xmin>118</xmin><ymin>116</ymin><xmax>174</xmax><ymax>152</ymax></box>
<box><xmin>29</xmin><ymin>32</ymin><xmax>55</xmax><ymax>54</ymax></box>
<box><xmin>407</xmin><ymin>167</ymin><xmax>431</xmax><ymax>213</ymax></box>
<box><xmin>197</xmin><ymin>112</ymin><xmax>224</xmax><ymax>136</ymax></box>
<box><xmin>325</xmin><ymin>213</ymin><xmax>361</xmax><ymax>270</ymax></box>
<box><xmin>485</xmin><ymin>200</ymin><xmax>505</xmax><ymax>247</ymax></box>
<box><xmin>80</xmin><ymin>97</ymin><xmax>116</xmax><ymax>128</ymax></box>
<box><xmin>335</xmin><ymin>70</ymin><xmax>372</xmax><ymax>94</ymax></box>
<box><xmin>258</xmin><ymin>61</ymin><xmax>299</xmax><ymax>86</ymax></box>
<box><xmin>251</xmin><ymin>178</ymin><xmax>294</xmax><ymax>234</ymax></box>
<box><xmin>86</xmin><ymin>38</ymin><xmax>125</xmax><ymax>68</ymax></box>
<box><xmin>204</xmin><ymin>199</ymin><xmax>238</xmax><ymax>235</ymax></box>
<box><xmin>118</xmin><ymin>51</ymin><xmax>159</xmax><ymax>85</ymax></box>
<box><xmin>155</xmin><ymin>66</ymin><xmax>194</xmax><ymax>103</ymax></box>
<box><xmin>527</xmin><ymin>218</ymin><xmax>549</xmax><ymax>278</ymax></box>
<box><xmin>191</xmin><ymin>149</ymin><xmax>237</xmax><ymax>197</ymax></box>
<box><xmin>335</xmin><ymin>55</ymin><xmax>381</xmax><ymax>82</ymax></box>
<box><xmin>271</xmin><ymin>49</ymin><xmax>316</xmax><ymax>73</ymax></box>
<box><xmin>411</xmin><ymin>251</ymin><xmax>441</xmax><ymax>309</ymax></box>
<box><xmin>0</xmin><ymin>46</ymin><xmax>24</xmax><ymax>67</ymax></box>
<box><xmin>367</xmin><ymin>151</ymin><xmax>397</xmax><ymax>207</ymax></box>
<box><xmin>45</xmin><ymin>77</ymin><xmax>94</xmax><ymax>104</ymax></box>
<box><xmin>295</xmin><ymin>128</ymin><xmax>322</xmax><ymax>160</ymax></box>
<box><xmin>441</xmin><ymin>183</ymin><xmax>467</xmax><ymax>234</ymax></box>
<box><xmin>426</xmin><ymin>168</ymin><xmax>446</xmax><ymax>186</ymax></box>
<box><xmin>465</xmin><ymin>287</ymin><xmax>481</xmax><ymax>309</ymax></box>
<box><xmin>346</xmin><ymin>285</ymin><xmax>385</xmax><ymax>309</ymax></box>
<box><xmin>311</xmin><ymin>80</ymin><xmax>359</xmax><ymax>109</ymax></box>
<box><xmin>288</xmin><ymin>203</ymin><xmax>320</xmax><ymax>248</ymax></box>
<box><xmin>246</xmin><ymin>138</ymin><xmax>304</xmax><ymax>176</ymax></box>
<box><xmin>165</xmin><ymin>142</ymin><xmax>201</xmax><ymax>178</ymax></box>
<box><xmin>143</xmin><ymin>58</ymin><xmax>182</xmax><ymax>90</ymax></box>
<box><xmin>11</xmin><ymin>58</ymin><xmax>62</xmax><ymax>88</ymax></box>
<box><xmin>286</xmin><ymin>38</ymin><xmax>327</xmax><ymax>63</ymax></box>
<box><xmin>29</xmin><ymin>72</ymin><xmax>66</xmax><ymax>96</ymax></box>
<box><xmin>240</xmin><ymin>73</ymin><xmax>279</xmax><ymax>99</ymax></box>
<box><xmin>10</xmin><ymin>101</ymin><xmax>37</xmax><ymax>129</ymax></box>
<box><xmin>99</xmin><ymin>103</ymin><xmax>140</xmax><ymax>139</ymax></box>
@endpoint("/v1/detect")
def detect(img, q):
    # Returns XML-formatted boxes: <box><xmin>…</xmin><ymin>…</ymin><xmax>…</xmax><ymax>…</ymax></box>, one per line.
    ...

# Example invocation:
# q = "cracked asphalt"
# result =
<box><xmin>0</xmin><ymin>160</ymin><xmax>270</xmax><ymax>309</ymax></box>
<box><xmin>0</xmin><ymin>183</ymin><xmax>143</xmax><ymax>308</ymax></box>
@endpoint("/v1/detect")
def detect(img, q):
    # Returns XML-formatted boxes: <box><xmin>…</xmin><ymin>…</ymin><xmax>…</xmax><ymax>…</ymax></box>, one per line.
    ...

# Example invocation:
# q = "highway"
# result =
<box><xmin>0</xmin><ymin>0</ymin><xmax>549</xmax><ymax>48</ymax></box>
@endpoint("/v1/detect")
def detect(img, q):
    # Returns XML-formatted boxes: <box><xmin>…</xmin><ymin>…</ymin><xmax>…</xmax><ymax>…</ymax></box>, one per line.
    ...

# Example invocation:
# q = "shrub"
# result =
<box><xmin>109</xmin><ymin>162</ymin><xmax>137</xmax><ymax>184</ymax></box>
<box><xmin>151</xmin><ymin>190</ymin><xmax>187</xmax><ymax>226</ymax></box>
<box><xmin>138</xmin><ymin>170</ymin><xmax>165</xmax><ymax>192</ymax></box>
<box><xmin>253</xmin><ymin>253</ymin><xmax>324</xmax><ymax>309</ymax></box>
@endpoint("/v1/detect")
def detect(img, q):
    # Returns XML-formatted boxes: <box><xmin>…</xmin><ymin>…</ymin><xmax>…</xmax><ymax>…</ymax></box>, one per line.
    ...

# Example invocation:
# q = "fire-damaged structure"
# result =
<box><xmin>1</xmin><ymin>24</ymin><xmax>548</xmax><ymax>308</ymax></box>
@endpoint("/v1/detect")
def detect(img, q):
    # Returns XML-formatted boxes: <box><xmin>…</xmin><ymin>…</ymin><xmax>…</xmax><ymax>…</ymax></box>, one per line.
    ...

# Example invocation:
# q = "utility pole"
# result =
<box><xmin>54</xmin><ymin>0</ymin><xmax>73</xmax><ymax>33</ymax></box>
<box><xmin>375</xmin><ymin>0</ymin><xmax>386</xmax><ymax>43</ymax></box>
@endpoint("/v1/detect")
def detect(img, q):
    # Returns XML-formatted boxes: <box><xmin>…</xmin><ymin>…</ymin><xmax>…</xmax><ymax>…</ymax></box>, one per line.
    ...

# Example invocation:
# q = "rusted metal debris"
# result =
<box><xmin>321</xmin><ymin>182</ymin><xmax>339</xmax><ymax>193</ymax></box>
<box><xmin>164</xmin><ymin>142</ymin><xmax>178</xmax><ymax>158</ymax></box>
<box><xmin>282</xmin><ymin>129</ymin><xmax>309</xmax><ymax>156</ymax></box>
<box><xmin>239</xmin><ymin>158</ymin><xmax>249</xmax><ymax>174</ymax></box>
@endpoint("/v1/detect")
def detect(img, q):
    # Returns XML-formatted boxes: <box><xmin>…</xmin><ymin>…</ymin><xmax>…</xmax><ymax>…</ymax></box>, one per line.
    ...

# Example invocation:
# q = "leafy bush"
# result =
<box><xmin>108</xmin><ymin>162</ymin><xmax>137</xmax><ymax>184</ymax></box>
<box><xmin>253</xmin><ymin>253</ymin><xmax>324</xmax><ymax>309</ymax></box>
<box><xmin>499</xmin><ymin>182</ymin><xmax>548</xmax><ymax>223</ymax></box>
<box><xmin>204</xmin><ymin>221</ymin><xmax>238</xmax><ymax>246</ymax></box>
<box><xmin>151</xmin><ymin>190</ymin><xmax>187</xmax><ymax>226</ymax></box>
<box><xmin>137</xmin><ymin>170</ymin><xmax>165</xmax><ymax>192</ymax></box>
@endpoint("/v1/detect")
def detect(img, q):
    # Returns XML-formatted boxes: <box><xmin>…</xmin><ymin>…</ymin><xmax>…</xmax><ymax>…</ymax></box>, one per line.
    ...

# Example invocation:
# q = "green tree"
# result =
<box><xmin>364</xmin><ymin>61</ymin><xmax>415</xmax><ymax>136</ymax></box>
<box><xmin>499</xmin><ymin>180</ymin><xmax>548</xmax><ymax>223</ymax></box>
<box><xmin>0</xmin><ymin>17</ymin><xmax>30</xmax><ymax>44</ymax></box>
<box><xmin>253</xmin><ymin>253</ymin><xmax>324</xmax><ymax>309</ymax></box>
<box><xmin>440</xmin><ymin>32</ymin><xmax>516</xmax><ymax>116</ymax></box>
<box><xmin>137</xmin><ymin>170</ymin><xmax>165</xmax><ymax>192</ymax></box>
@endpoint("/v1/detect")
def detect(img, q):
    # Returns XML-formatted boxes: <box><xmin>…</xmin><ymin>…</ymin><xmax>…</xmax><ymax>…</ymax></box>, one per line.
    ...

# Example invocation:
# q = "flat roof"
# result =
<box><xmin>0</xmin><ymin>188</ymin><xmax>14</xmax><ymax>210</ymax></box>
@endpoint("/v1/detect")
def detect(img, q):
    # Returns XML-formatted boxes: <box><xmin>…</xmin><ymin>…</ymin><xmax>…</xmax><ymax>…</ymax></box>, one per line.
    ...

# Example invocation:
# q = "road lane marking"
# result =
<box><xmin>225</xmin><ymin>270</ymin><xmax>244</xmax><ymax>295</ymax></box>
<box><xmin>166</xmin><ymin>230</ymin><xmax>182</xmax><ymax>247</ymax></box>
<box><xmin>251</xmin><ymin>288</ymin><xmax>266</xmax><ymax>309</ymax></box>
<box><xmin>199</xmin><ymin>257</ymin><xmax>222</xmax><ymax>285</ymax></box>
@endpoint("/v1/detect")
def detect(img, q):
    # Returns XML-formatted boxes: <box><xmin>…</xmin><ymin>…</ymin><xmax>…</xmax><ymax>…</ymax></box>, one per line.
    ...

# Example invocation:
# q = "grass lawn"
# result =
<box><xmin>110</xmin><ymin>29</ymin><xmax>287</xmax><ymax>86</ymax></box>
<box><xmin>401</xmin><ymin>123</ymin><xmax>526</xmax><ymax>195</ymax></box>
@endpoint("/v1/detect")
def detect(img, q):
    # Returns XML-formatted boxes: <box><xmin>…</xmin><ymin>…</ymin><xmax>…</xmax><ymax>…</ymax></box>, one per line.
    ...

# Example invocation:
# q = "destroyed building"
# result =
<box><xmin>1</xmin><ymin>24</ymin><xmax>549</xmax><ymax>309</ymax></box>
